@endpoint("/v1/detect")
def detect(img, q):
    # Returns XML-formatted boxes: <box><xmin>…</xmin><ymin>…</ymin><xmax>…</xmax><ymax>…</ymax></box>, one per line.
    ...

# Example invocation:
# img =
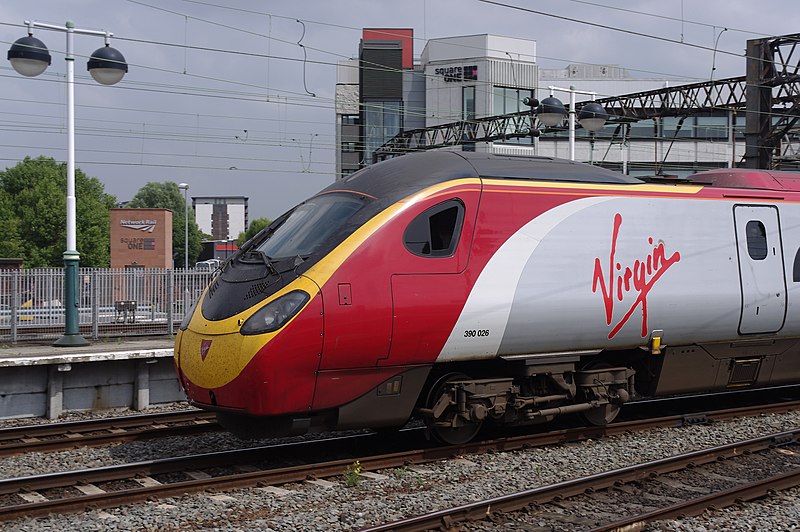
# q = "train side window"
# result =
<box><xmin>745</xmin><ymin>220</ymin><xmax>767</xmax><ymax>260</ymax></box>
<box><xmin>794</xmin><ymin>248</ymin><xmax>800</xmax><ymax>282</ymax></box>
<box><xmin>404</xmin><ymin>199</ymin><xmax>465</xmax><ymax>258</ymax></box>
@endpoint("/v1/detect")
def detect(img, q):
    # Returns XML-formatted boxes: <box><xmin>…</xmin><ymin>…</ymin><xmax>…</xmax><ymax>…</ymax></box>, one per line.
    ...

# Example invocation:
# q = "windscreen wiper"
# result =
<box><xmin>258</xmin><ymin>251</ymin><xmax>279</xmax><ymax>276</ymax></box>
<box><xmin>239</xmin><ymin>250</ymin><xmax>278</xmax><ymax>276</ymax></box>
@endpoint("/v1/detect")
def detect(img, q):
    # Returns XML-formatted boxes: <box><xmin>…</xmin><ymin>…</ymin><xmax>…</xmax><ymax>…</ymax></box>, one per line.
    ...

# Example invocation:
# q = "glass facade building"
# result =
<box><xmin>335</xmin><ymin>30</ymin><xmax>744</xmax><ymax>178</ymax></box>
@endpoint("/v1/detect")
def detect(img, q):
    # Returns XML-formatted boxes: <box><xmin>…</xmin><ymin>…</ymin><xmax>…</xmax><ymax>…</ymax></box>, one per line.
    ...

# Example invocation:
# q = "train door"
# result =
<box><xmin>387</xmin><ymin>190</ymin><xmax>480</xmax><ymax>365</ymax></box>
<box><xmin>733</xmin><ymin>205</ymin><xmax>787</xmax><ymax>334</ymax></box>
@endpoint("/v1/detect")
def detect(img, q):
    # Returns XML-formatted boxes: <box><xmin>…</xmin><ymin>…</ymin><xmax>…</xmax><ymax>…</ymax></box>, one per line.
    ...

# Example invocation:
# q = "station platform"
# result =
<box><xmin>0</xmin><ymin>337</ymin><xmax>175</xmax><ymax>366</ymax></box>
<box><xmin>0</xmin><ymin>337</ymin><xmax>184</xmax><ymax>420</ymax></box>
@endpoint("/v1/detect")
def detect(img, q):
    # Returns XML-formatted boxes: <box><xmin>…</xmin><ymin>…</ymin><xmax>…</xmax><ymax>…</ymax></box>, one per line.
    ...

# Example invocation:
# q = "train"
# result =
<box><xmin>174</xmin><ymin>151</ymin><xmax>800</xmax><ymax>444</ymax></box>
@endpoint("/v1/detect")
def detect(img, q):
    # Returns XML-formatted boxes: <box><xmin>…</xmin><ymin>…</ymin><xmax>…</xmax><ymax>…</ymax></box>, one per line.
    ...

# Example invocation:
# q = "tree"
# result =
<box><xmin>127</xmin><ymin>181</ymin><xmax>202</xmax><ymax>267</ymax></box>
<box><xmin>0</xmin><ymin>156</ymin><xmax>115</xmax><ymax>267</ymax></box>
<box><xmin>236</xmin><ymin>217</ymin><xmax>272</xmax><ymax>246</ymax></box>
<box><xmin>0</xmin><ymin>190</ymin><xmax>24</xmax><ymax>260</ymax></box>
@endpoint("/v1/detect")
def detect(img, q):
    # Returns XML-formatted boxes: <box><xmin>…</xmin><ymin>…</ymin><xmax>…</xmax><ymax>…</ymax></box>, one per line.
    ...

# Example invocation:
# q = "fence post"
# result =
<box><xmin>10</xmin><ymin>270</ymin><xmax>18</xmax><ymax>343</ymax></box>
<box><xmin>167</xmin><ymin>269</ymin><xmax>174</xmax><ymax>336</ymax></box>
<box><xmin>150</xmin><ymin>268</ymin><xmax>156</xmax><ymax>322</ymax></box>
<box><xmin>91</xmin><ymin>269</ymin><xmax>99</xmax><ymax>340</ymax></box>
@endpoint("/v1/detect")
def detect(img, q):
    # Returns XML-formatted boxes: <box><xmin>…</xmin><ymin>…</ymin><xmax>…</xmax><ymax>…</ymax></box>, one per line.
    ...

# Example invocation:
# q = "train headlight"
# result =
<box><xmin>240</xmin><ymin>290</ymin><xmax>310</xmax><ymax>335</ymax></box>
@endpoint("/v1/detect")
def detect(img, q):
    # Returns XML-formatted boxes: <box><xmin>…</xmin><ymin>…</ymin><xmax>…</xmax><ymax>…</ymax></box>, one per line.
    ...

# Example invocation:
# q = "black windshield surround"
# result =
<box><xmin>201</xmin><ymin>192</ymin><xmax>370</xmax><ymax>321</ymax></box>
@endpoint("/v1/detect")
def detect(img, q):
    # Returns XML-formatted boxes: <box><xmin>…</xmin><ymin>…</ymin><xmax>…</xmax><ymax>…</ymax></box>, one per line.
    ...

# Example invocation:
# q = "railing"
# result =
<box><xmin>0</xmin><ymin>268</ymin><xmax>214</xmax><ymax>343</ymax></box>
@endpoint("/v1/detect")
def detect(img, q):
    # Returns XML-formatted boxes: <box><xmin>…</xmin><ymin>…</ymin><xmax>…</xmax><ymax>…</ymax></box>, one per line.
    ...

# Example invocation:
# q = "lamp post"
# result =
<box><xmin>8</xmin><ymin>20</ymin><xmax>127</xmax><ymax>347</ymax></box>
<box><xmin>539</xmin><ymin>85</ymin><xmax>608</xmax><ymax>161</ymax></box>
<box><xmin>178</xmin><ymin>183</ymin><xmax>190</xmax><ymax>316</ymax></box>
<box><xmin>178</xmin><ymin>183</ymin><xmax>189</xmax><ymax>270</ymax></box>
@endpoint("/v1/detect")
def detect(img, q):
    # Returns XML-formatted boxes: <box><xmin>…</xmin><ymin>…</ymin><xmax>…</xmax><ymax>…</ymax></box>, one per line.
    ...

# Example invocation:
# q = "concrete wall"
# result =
<box><xmin>0</xmin><ymin>351</ymin><xmax>185</xmax><ymax>419</ymax></box>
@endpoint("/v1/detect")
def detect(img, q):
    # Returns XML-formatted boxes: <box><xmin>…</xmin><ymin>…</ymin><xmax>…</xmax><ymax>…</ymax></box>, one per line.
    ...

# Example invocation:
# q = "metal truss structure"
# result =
<box><xmin>374</xmin><ymin>33</ymin><xmax>800</xmax><ymax>170</ymax></box>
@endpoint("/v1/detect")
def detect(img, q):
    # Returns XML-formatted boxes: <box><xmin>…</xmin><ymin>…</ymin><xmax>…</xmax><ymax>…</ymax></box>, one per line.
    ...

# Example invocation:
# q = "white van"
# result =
<box><xmin>194</xmin><ymin>259</ymin><xmax>221</xmax><ymax>271</ymax></box>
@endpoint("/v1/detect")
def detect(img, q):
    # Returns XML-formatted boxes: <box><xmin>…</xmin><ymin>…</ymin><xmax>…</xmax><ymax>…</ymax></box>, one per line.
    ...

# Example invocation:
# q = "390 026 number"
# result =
<box><xmin>464</xmin><ymin>329</ymin><xmax>489</xmax><ymax>338</ymax></box>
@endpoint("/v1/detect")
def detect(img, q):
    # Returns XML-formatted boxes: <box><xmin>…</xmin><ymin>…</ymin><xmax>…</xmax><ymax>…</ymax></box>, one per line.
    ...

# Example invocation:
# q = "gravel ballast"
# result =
<box><xmin>2</xmin><ymin>407</ymin><xmax>799</xmax><ymax>531</ymax></box>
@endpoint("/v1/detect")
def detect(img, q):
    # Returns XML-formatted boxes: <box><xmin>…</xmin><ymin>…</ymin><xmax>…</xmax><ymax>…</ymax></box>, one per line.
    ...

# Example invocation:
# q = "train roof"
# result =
<box><xmin>325</xmin><ymin>152</ymin><xmax>800</xmax><ymax>205</ymax></box>
<box><xmin>686</xmin><ymin>168</ymin><xmax>800</xmax><ymax>191</ymax></box>
<box><xmin>327</xmin><ymin>152</ymin><xmax>642</xmax><ymax>202</ymax></box>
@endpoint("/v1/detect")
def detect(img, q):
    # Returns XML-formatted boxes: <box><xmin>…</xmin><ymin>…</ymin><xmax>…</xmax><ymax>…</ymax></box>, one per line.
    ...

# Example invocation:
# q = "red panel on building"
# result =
<box><xmin>362</xmin><ymin>28</ymin><xmax>413</xmax><ymax>69</ymax></box>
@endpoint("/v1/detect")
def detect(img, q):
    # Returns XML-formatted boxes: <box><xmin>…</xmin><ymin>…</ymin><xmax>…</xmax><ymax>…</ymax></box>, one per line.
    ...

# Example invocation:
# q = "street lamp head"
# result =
<box><xmin>521</xmin><ymin>96</ymin><xmax>540</xmax><ymax>110</ymax></box>
<box><xmin>537</xmin><ymin>96</ymin><xmax>567</xmax><ymax>127</ymax></box>
<box><xmin>577</xmin><ymin>101</ymin><xmax>608</xmax><ymax>132</ymax></box>
<box><xmin>7</xmin><ymin>34</ymin><xmax>51</xmax><ymax>77</ymax></box>
<box><xmin>178</xmin><ymin>183</ymin><xmax>189</xmax><ymax>191</ymax></box>
<box><xmin>87</xmin><ymin>45</ymin><xmax>128</xmax><ymax>85</ymax></box>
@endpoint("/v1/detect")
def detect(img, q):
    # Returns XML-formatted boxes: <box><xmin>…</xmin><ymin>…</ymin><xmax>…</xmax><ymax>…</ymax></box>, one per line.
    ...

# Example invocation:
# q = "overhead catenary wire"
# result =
<box><xmin>2</xmin><ymin>1</ymin><xmax>779</xmax><ymax>123</ymax></box>
<box><xmin>477</xmin><ymin>0</ymin><xmax>744</xmax><ymax>58</ymax></box>
<box><xmin>0</xmin><ymin>2</ymin><xmax>795</xmax><ymax>177</ymax></box>
<box><xmin>0</xmin><ymin>26</ymin><xmax>782</xmax><ymax>136</ymax></box>
<box><xmin>558</xmin><ymin>0</ymin><xmax>770</xmax><ymax>37</ymax></box>
<box><xmin>0</xmin><ymin>0</ymin><xmax>790</xmax><ymax>100</ymax></box>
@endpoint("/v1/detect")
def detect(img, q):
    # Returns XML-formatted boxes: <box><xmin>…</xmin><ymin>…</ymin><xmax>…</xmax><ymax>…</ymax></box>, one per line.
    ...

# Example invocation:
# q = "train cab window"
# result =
<box><xmin>255</xmin><ymin>193</ymin><xmax>366</xmax><ymax>258</ymax></box>
<box><xmin>404</xmin><ymin>199</ymin><xmax>465</xmax><ymax>258</ymax></box>
<box><xmin>745</xmin><ymin>220</ymin><xmax>768</xmax><ymax>260</ymax></box>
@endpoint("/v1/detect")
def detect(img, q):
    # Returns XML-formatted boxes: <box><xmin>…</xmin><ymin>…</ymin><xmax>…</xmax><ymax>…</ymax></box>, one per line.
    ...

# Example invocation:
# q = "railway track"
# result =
<box><xmin>0</xmin><ymin>410</ymin><xmax>219</xmax><ymax>457</ymax></box>
<box><xmin>363</xmin><ymin>428</ymin><xmax>800</xmax><ymax>531</ymax></box>
<box><xmin>0</xmin><ymin>400</ymin><xmax>798</xmax><ymax>523</ymax></box>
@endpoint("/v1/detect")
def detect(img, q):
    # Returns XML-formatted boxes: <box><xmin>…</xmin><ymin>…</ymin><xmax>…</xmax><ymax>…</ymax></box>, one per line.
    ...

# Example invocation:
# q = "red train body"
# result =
<box><xmin>175</xmin><ymin>152</ymin><xmax>800</xmax><ymax>443</ymax></box>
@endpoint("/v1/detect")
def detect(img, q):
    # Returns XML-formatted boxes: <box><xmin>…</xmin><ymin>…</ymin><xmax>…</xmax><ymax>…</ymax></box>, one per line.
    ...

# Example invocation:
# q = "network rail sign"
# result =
<box><xmin>110</xmin><ymin>208</ymin><xmax>173</xmax><ymax>269</ymax></box>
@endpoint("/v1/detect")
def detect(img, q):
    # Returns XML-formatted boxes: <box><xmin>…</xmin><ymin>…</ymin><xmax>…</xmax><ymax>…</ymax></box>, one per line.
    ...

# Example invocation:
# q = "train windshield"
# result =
<box><xmin>255</xmin><ymin>193</ymin><xmax>366</xmax><ymax>259</ymax></box>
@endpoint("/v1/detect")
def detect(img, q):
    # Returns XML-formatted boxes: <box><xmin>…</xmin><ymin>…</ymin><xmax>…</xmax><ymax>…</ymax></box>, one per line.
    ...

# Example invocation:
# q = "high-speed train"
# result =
<box><xmin>174</xmin><ymin>151</ymin><xmax>800</xmax><ymax>444</ymax></box>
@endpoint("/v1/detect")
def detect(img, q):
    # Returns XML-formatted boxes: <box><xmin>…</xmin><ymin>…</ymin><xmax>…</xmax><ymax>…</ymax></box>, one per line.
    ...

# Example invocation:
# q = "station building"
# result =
<box><xmin>192</xmin><ymin>196</ymin><xmax>248</xmax><ymax>241</ymax></box>
<box><xmin>335</xmin><ymin>29</ymin><xmax>741</xmax><ymax>179</ymax></box>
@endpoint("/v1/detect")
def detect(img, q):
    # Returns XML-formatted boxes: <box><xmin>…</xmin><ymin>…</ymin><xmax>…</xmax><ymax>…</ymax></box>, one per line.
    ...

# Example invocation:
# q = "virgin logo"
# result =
<box><xmin>200</xmin><ymin>339</ymin><xmax>212</xmax><ymax>361</ymax></box>
<box><xmin>592</xmin><ymin>213</ymin><xmax>680</xmax><ymax>339</ymax></box>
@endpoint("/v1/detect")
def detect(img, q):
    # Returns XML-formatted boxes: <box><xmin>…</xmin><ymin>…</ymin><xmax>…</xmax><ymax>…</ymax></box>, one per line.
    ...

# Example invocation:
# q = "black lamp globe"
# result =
<box><xmin>578</xmin><ymin>101</ymin><xmax>608</xmax><ymax>132</ymax></box>
<box><xmin>537</xmin><ymin>96</ymin><xmax>567</xmax><ymax>127</ymax></box>
<box><xmin>87</xmin><ymin>45</ymin><xmax>127</xmax><ymax>85</ymax></box>
<box><xmin>7</xmin><ymin>35</ymin><xmax>51</xmax><ymax>77</ymax></box>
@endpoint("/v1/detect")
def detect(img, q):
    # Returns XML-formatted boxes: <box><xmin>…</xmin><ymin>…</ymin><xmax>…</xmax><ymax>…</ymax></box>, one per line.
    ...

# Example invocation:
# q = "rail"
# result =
<box><xmin>0</xmin><ymin>400</ymin><xmax>797</xmax><ymax>522</ymax></box>
<box><xmin>0</xmin><ymin>410</ymin><xmax>219</xmax><ymax>457</ymax></box>
<box><xmin>365</xmin><ymin>427</ymin><xmax>800</xmax><ymax>531</ymax></box>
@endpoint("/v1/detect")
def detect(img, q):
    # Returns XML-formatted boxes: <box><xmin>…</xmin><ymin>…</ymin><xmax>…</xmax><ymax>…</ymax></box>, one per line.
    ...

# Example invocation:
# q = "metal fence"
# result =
<box><xmin>0</xmin><ymin>268</ymin><xmax>214</xmax><ymax>343</ymax></box>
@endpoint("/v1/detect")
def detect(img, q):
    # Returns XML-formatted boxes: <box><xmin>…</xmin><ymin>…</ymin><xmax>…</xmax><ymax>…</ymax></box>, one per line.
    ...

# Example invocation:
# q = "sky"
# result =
<box><xmin>1</xmin><ymin>0</ymin><xmax>799</xmax><ymax>222</ymax></box>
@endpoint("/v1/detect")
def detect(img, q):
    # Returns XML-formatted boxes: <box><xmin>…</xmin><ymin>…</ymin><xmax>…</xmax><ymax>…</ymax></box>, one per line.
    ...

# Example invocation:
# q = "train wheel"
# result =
<box><xmin>580</xmin><ymin>362</ymin><xmax>622</xmax><ymax>426</ymax></box>
<box><xmin>424</xmin><ymin>372</ymin><xmax>482</xmax><ymax>445</ymax></box>
<box><xmin>581</xmin><ymin>402</ymin><xmax>620</xmax><ymax>426</ymax></box>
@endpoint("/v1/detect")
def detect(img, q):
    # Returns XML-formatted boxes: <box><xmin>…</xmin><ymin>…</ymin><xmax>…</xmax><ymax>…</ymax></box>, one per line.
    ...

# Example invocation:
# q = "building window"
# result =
<box><xmin>363</xmin><ymin>101</ymin><xmax>402</xmax><ymax>162</ymax></box>
<box><xmin>404</xmin><ymin>199</ymin><xmax>465</xmax><ymax>258</ymax></box>
<box><xmin>694</xmin><ymin>115</ymin><xmax>729</xmax><ymax>140</ymax></box>
<box><xmin>493</xmin><ymin>86</ymin><xmax>533</xmax><ymax>115</ymax></box>
<box><xmin>625</xmin><ymin>119</ymin><xmax>657</xmax><ymax>140</ymax></box>
<box><xmin>463</xmin><ymin>86</ymin><xmax>476</xmax><ymax>152</ymax></box>
<box><xmin>342</xmin><ymin>114</ymin><xmax>359</xmax><ymax>125</ymax></box>
<box><xmin>463</xmin><ymin>86</ymin><xmax>476</xmax><ymax>120</ymax></box>
<box><xmin>492</xmin><ymin>86</ymin><xmax>534</xmax><ymax>145</ymax></box>
<box><xmin>661</xmin><ymin>117</ymin><xmax>694</xmax><ymax>139</ymax></box>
